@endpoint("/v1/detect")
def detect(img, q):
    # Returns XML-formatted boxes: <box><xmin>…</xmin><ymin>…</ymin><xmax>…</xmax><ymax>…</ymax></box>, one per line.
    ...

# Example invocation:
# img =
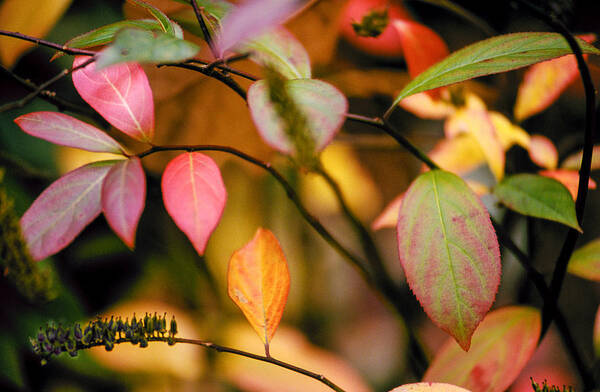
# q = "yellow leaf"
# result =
<box><xmin>445</xmin><ymin>107</ymin><xmax>504</xmax><ymax>180</ymax></box>
<box><xmin>528</xmin><ymin>135</ymin><xmax>558</xmax><ymax>169</ymax></box>
<box><xmin>488</xmin><ymin>111</ymin><xmax>530</xmax><ymax>150</ymax></box>
<box><xmin>56</xmin><ymin>146</ymin><xmax>126</xmax><ymax>174</ymax></box>
<box><xmin>0</xmin><ymin>0</ymin><xmax>73</xmax><ymax>66</ymax></box>
<box><xmin>217</xmin><ymin>322</ymin><xmax>372</xmax><ymax>392</ymax></box>
<box><xmin>300</xmin><ymin>143</ymin><xmax>382</xmax><ymax>220</ymax></box>
<box><xmin>228</xmin><ymin>228</ymin><xmax>290</xmax><ymax>353</ymax></box>
<box><xmin>428</xmin><ymin>134</ymin><xmax>486</xmax><ymax>176</ymax></box>
<box><xmin>398</xmin><ymin>92</ymin><xmax>455</xmax><ymax>119</ymax></box>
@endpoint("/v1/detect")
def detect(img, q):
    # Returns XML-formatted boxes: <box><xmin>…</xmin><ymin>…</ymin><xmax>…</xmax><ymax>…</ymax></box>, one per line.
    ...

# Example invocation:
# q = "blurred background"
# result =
<box><xmin>1</xmin><ymin>0</ymin><xmax>600</xmax><ymax>391</ymax></box>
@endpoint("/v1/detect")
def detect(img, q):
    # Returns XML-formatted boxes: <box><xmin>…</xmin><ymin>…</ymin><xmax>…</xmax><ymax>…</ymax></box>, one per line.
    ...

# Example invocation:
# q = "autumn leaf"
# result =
<box><xmin>397</xmin><ymin>170</ymin><xmax>501</xmax><ymax>350</ymax></box>
<box><xmin>72</xmin><ymin>56</ymin><xmax>155</xmax><ymax>143</ymax></box>
<box><xmin>372</xmin><ymin>192</ymin><xmax>404</xmax><ymax>230</ymax></box>
<box><xmin>424</xmin><ymin>306</ymin><xmax>541</xmax><ymax>392</ymax></box>
<box><xmin>567</xmin><ymin>238</ymin><xmax>600</xmax><ymax>281</ymax></box>
<box><xmin>161</xmin><ymin>152</ymin><xmax>227</xmax><ymax>255</ymax></box>
<box><xmin>539</xmin><ymin>169</ymin><xmax>597</xmax><ymax>200</ymax></box>
<box><xmin>21</xmin><ymin>161</ymin><xmax>115</xmax><ymax>261</ymax></box>
<box><xmin>101</xmin><ymin>157</ymin><xmax>146</xmax><ymax>249</ymax></box>
<box><xmin>528</xmin><ymin>135</ymin><xmax>558</xmax><ymax>169</ymax></box>
<box><xmin>389</xmin><ymin>383</ymin><xmax>471</xmax><ymax>392</ymax></box>
<box><xmin>560</xmin><ymin>145</ymin><xmax>600</xmax><ymax>171</ymax></box>
<box><xmin>228</xmin><ymin>228</ymin><xmax>290</xmax><ymax>355</ymax></box>
<box><xmin>595</xmin><ymin>306</ymin><xmax>600</xmax><ymax>358</ymax></box>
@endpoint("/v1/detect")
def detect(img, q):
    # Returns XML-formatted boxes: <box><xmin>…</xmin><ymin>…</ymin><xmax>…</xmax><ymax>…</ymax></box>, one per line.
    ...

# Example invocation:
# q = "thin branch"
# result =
<box><xmin>186</xmin><ymin>59</ymin><xmax>259</xmax><ymax>81</ymax></box>
<box><xmin>202</xmin><ymin>52</ymin><xmax>252</xmax><ymax>74</ymax></box>
<box><xmin>190</xmin><ymin>0</ymin><xmax>219</xmax><ymax>59</ymax></box>
<box><xmin>345</xmin><ymin>113</ymin><xmax>439</xmax><ymax>170</ymax></box>
<box><xmin>160</xmin><ymin>63</ymin><xmax>247</xmax><ymax>101</ymax></box>
<box><xmin>137</xmin><ymin>144</ymin><xmax>372</xmax><ymax>283</ymax></box>
<box><xmin>0</xmin><ymin>29</ymin><xmax>95</xmax><ymax>56</ymax></box>
<box><xmin>512</xmin><ymin>0</ymin><xmax>597</xmax><ymax>343</ymax></box>
<box><xmin>0</xmin><ymin>57</ymin><xmax>95</xmax><ymax>113</ymax></box>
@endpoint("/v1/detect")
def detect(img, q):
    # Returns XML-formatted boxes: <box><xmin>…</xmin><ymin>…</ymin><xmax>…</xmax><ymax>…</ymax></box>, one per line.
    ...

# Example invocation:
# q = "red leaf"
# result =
<box><xmin>14</xmin><ymin>111</ymin><xmax>124</xmax><ymax>153</ymax></box>
<box><xmin>102</xmin><ymin>157</ymin><xmax>146</xmax><ymax>249</ymax></box>
<box><xmin>424</xmin><ymin>306</ymin><xmax>541</xmax><ymax>392</ymax></box>
<box><xmin>397</xmin><ymin>170</ymin><xmax>500</xmax><ymax>350</ymax></box>
<box><xmin>21</xmin><ymin>161</ymin><xmax>114</xmax><ymax>260</ymax></box>
<box><xmin>72</xmin><ymin>56</ymin><xmax>154</xmax><ymax>142</ymax></box>
<box><xmin>161</xmin><ymin>152</ymin><xmax>227</xmax><ymax>255</ymax></box>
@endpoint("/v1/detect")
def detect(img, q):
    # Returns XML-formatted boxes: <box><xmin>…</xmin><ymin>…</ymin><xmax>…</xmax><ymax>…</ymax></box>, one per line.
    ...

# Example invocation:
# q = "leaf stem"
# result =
<box><xmin>190</xmin><ymin>0</ymin><xmax>219</xmax><ymax>58</ymax></box>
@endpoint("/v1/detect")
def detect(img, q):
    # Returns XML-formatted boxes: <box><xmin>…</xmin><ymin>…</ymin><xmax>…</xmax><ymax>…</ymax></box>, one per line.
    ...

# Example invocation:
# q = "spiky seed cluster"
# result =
<box><xmin>30</xmin><ymin>313</ymin><xmax>178</xmax><ymax>364</ymax></box>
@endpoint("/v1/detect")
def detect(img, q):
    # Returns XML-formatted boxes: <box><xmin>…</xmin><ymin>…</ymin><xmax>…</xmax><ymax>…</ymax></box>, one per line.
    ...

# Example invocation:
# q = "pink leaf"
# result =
<box><xmin>528</xmin><ymin>134</ymin><xmax>558</xmax><ymax>169</ymax></box>
<box><xmin>21</xmin><ymin>161</ymin><xmax>114</xmax><ymax>261</ymax></box>
<box><xmin>72</xmin><ymin>56</ymin><xmax>154</xmax><ymax>142</ymax></box>
<box><xmin>389</xmin><ymin>383</ymin><xmax>472</xmax><ymax>392</ymax></box>
<box><xmin>102</xmin><ymin>157</ymin><xmax>146</xmax><ymax>249</ymax></box>
<box><xmin>397</xmin><ymin>170</ymin><xmax>501</xmax><ymax>350</ymax></box>
<box><xmin>215</xmin><ymin>0</ymin><xmax>303</xmax><ymax>57</ymax></box>
<box><xmin>14</xmin><ymin>111</ymin><xmax>124</xmax><ymax>153</ymax></box>
<box><xmin>161</xmin><ymin>152</ymin><xmax>227</xmax><ymax>255</ymax></box>
<box><xmin>424</xmin><ymin>306</ymin><xmax>541</xmax><ymax>392</ymax></box>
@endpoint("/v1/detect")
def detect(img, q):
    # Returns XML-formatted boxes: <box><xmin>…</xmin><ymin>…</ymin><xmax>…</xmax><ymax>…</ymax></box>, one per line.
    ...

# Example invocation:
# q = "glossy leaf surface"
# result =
<box><xmin>228</xmin><ymin>228</ymin><xmax>290</xmax><ymax>350</ymax></box>
<box><xmin>424</xmin><ymin>306</ymin><xmax>541</xmax><ymax>392</ymax></box>
<box><xmin>247</xmin><ymin>79</ymin><xmax>347</xmax><ymax>157</ymax></box>
<box><xmin>216</xmin><ymin>0</ymin><xmax>302</xmax><ymax>56</ymax></box>
<box><xmin>101</xmin><ymin>157</ymin><xmax>146</xmax><ymax>249</ymax></box>
<box><xmin>494</xmin><ymin>174</ymin><xmax>582</xmax><ymax>231</ymax></box>
<box><xmin>72</xmin><ymin>56</ymin><xmax>155</xmax><ymax>142</ymax></box>
<box><xmin>240</xmin><ymin>27</ymin><xmax>311</xmax><ymax>79</ymax></box>
<box><xmin>567</xmin><ymin>238</ymin><xmax>600</xmax><ymax>281</ymax></box>
<box><xmin>397</xmin><ymin>170</ymin><xmax>501</xmax><ymax>350</ymax></box>
<box><xmin>14</xmin><ymin>111</ymin><xmax>124</xmax><ymax>154</ymax></box>
<box><xmin>391</xmin><ymin>33</ymin><xmax>600</xmax><ymax>107</ymax></box>
<box><xmin>0</xmin><ymin>0</ymin><xmax>72</xmax><ymax>65</ymax></box>
<box><xmin>528</xmin><ymin>135</ymin><xmax>558</xmax><ymax>169</ymax></box>
<box><xmin>128</xmin><ymin>0</ymin><xmax>182</xmax><ymax>37</ymax></box>
<box><xmin>390</xmin><ymin>383</ymin><xmax>471</xmax><ymax>392</ymax></box>
<box><xmin>161</xmin><ymin>152</ymin><xmax>227</xmax><ymax>255</ymax></box>
<box><xmin>21</xmin><ymin>161</ymin><xmax>114</xmax><ymax>261</ymax></box>
<box><xmin>95</xmin><ymin>28</ymin><xmax>200</xmax><ymax>69</ymax></box>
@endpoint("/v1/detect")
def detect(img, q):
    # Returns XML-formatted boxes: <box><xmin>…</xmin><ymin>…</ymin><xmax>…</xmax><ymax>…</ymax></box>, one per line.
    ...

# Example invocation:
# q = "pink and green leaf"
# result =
<box><xmin>397</xmin><ymin>170</ymin><xmax>501</xmax><ymax>350</ymax></box>
<box><xmin>14</xmin><ymin>111</ymin><xmax>124</xmax><ymax>154</ymax></box>
<box><xmin>101</xmin><ymin>157</ymin><xmax>146</xmax><ymax>249</ymax></box>
<box><xmin>72</xmin><ymin>56</ymin><xmax>155</xmax><ymax>143</ymax></box>
<box><xmin>161</xmin><ymin>152</ymin><xmax>227</xmax><ymax>256</ymax></box>
<box><xmin>424</xmin><ymin>306</ymin><xmax>541</xmax><ymax>392</ymax></box>
<box><xmin>493</xmin><ymin>173</ymin><xmax>582</xmax><ymax>231</ymax></box>
<box><xmin>247</xmin><ymin>78</ymin><xmax>348</xmax><ymax>157</ymax></box>
<box><xmin>20</xmin><ymin>161</ymin><xmax>115</xmax><ymax>261</ymax></box>
<box><xmin>567</xmin><ymin>238</ymin><xmax>600</xmax><ymax>281</ymax></box>
<box><xmin>391</xmin><ymin>33</ymin><xmax>600</xmax><ymax>108</ymax></box>
<box><xmin>240</xmin><ymin>27</ymin><xmax>311</xmax><ymax>79</ymax></box>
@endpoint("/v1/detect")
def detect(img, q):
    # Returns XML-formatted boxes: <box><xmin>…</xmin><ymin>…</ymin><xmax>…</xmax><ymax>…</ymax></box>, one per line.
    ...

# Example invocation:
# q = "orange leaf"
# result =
<box><xmin>424</xmin><ymin>306</ymin><xmax>541</xmax><ymax>392</ymax></box>
<box><xmin>514</xmin><ymin>34</ymin><xmax>596</xmax><ymax>121</ymax></box>
<box><xmin>372</xmin><ymin>192</ymin><xmax>404</xmax><ymax>230</ymax></box>
<box><xmin>539</xmin><ymin>169</ymin><xmax>597</xmax><ymax>199</ymax></box>
<box><xmin>228</xmin><ymin>228</ymin><xmax>290</xmax><ymax>354</ymax></box>
<box><xmin>528</xmin><ymin>135</ymin><xmax>558</xmax><ymax>169</ymax></box>
<box><xmin>0</xmin><ymin>0</ymin><xmax>73</xmax><ymax>66</ymax></box>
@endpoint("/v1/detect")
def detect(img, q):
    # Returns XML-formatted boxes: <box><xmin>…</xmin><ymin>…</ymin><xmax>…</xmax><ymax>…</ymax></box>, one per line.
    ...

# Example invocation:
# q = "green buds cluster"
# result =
<box><xmin>30</xmin><ymin>313</ymin><xmax>178</xmax><ymax>364</ymax></box>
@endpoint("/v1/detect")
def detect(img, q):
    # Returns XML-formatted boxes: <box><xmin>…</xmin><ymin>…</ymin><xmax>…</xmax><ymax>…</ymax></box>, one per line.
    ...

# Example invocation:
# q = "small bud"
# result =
<box><xmin>73</xmin><ymin>323</ymin><xmax>83</xmax><ymax>341</ymax></box>
<box><xmin>104</xmin><ymin>340</ymin><xmax>114</xmax><ymax>351</ymax></box>
<box><xmin>139</xmin><ymin>336</ymin><xmax>148</xmax><ymax>348</ymax></box>
<box><xmin>170</xmin><ymin>316</ymin><xmax>178</xmax><ymax>336</ymax></box>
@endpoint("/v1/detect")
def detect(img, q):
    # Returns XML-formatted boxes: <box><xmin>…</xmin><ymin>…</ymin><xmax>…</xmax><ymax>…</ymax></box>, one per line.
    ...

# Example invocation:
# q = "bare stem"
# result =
<box><xmin>0</xmin><ymin>29</ymin><xmax>96</xmax><ymax>56</ymax></box>
<box><xmin>160</xmin><ymin>63</ymin><xmax>247</xmax><ymax>101</ymax></box>
<box><xmin>190</xmin><ymin>0</ymin><xmax>219</xmax><ymax>59</ymax></box>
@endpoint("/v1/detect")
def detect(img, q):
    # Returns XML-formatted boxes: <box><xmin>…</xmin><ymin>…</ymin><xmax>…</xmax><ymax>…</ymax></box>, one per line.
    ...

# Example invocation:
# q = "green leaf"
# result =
<box><xmin>567</xmin><ymin>238</ymin><xmax>600</xmax><ymax>281</ymax></box>
<box><xmin>95</xmin><ymin>28</ymin><xmax>200</xmax><ymax>69</ymax></box>
<box><xmin>64</xmin><ymin>19</ymin><xmax>167</xmax><ymax>50</ymax></box>
<box><xmin>391</xmin><ymin>32</ymin><xmax>600</xmax><ymax>107</ymax></box>
<box><xmin>397</xmin><ymin>170</ymin><xmax>501</xmax><ymax>350</ymax></box>
<box><xmin>494</xmin><ymin>173</ymin><xmax>582</xmax><ymax>231</ymax></box>
<box><xmin>239</xmin><ymin>27</ymin><xmax>311</xmax><ymax>79</ymax></box>
<box><xmin>128</xmin><ymin>0</ymin><xmax>183</xmax><ymax>38</ymax></box>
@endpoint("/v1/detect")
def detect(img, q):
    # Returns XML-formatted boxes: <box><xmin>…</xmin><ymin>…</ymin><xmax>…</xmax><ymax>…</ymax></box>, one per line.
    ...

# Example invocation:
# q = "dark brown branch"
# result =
<box><xmin>0</xmin><ymin>29</ymin><xmax>95</xmax><ymax>56</ymax></box>
<box><xmin>190</xmin><ymin>0</ymin><xmax>219</xmax><ymax>59</ymax></box>
<box><xmin>160</xmin><ymin>63</ymin><xmax>247</xmax><ymax>101</ymax></box>
<box><xmin>186</xmin><ymin>58</ymin><xmax>258</xmax><ymax>81</ymax></box>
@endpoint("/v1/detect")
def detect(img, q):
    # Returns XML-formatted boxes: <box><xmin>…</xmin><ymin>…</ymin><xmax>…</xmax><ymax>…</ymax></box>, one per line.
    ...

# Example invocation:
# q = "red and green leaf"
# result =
<box><xmin>161</xmin><ymin>152</ymin><xmax>227</xmax><ymax>256</ymax></box>
<box><xmin>72</xmin><ymin>56</ymin><xmax>155</xmax><ymax>143</ymax></box>
<box><xmin>14</xmin><ymin>111</ymin><xmax>124</xmax><ymax>154</ymax></box>
<box><xmin>397</xmin><ymin>170</ymin><xmax>501</xmax><ymax>350</ymax></box>
<box><xmin>228</xmin><ymin>228</ymin><xmax>290</xmax><ymax>354</ymax></box>
<box><xmin>424</xmin><ymin>306</ymin><xmax>541</xmax><ymax>392</ymax></box>
<box><xmin>101</xmin><ymin>157</ymin><xmax>146</xmax><ymax>249</ymax></box>
<box><xmin>21</xmin><ymin>161</ymin><xmax>115</xmax><ymax>261</ymax></box>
